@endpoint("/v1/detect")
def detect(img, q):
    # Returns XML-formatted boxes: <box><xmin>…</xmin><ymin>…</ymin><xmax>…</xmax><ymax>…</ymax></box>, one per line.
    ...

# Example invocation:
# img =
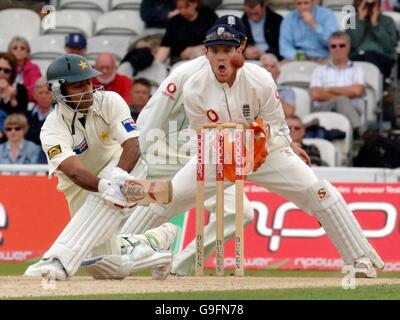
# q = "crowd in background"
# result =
<box><xmin>0</xmin><ymin>0</ymin><xmax>399</xmax><ymax>168</ymax></box>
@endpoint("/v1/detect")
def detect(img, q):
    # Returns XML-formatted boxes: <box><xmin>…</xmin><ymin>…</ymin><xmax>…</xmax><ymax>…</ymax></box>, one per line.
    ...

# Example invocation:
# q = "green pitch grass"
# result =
<box><xmin>2</xmin><ymin>262</ymin><xmax>400</xmax><ymax>300</ymax></box>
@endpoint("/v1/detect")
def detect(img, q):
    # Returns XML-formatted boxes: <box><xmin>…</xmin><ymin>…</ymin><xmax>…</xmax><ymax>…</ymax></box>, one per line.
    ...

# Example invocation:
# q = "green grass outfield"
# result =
<box><xmin>1</xmin><ymin>262</ymin><xmax>400</xmax><ymax>300</ymax></box>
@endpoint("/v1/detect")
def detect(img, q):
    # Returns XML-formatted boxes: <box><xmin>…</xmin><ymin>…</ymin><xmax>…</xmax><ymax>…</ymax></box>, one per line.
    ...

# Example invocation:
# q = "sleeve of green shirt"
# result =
<box><xmin>346</xmin><ymin>18</ymin><xmax>368</xmax><ymax>49</ymax></box>
<box><xmin>370</xmin><ymin>15</ymin><xmax>398</xmax><ymax>56</ymax></box>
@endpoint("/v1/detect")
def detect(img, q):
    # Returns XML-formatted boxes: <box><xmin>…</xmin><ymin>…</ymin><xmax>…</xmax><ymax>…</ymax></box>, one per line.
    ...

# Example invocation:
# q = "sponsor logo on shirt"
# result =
<box><xmin>242</xmin><ymin>104</ymin><xmax>251</xmax><ymax>119</ymax></box>
<box><xmin>47</xmin><ymin>145</ymin><xmax>62</xmax><ymax>160</ymax></box>
<box><xmin>121</xmin><ymin>118</ymin><xmax>136</xmax><ymax>133</ymax></box>
<box><xmin>317</xmin><ymin>188</ymin><xmax>328</xmax><ymax>200</ymax></box>
<box><xmin>73</xmin><ymin>139</ymin><xmax>88</xmax><ymax>155</ymax></box>
<box><xmin>206</xmin><ymin>109</ymin><xmax>219</xmax><ymax>122</ymax></box>
<box><xmin>161</xmin><ymin>82</ymin><xmax>177</xmax><ymax>101</ymax></box>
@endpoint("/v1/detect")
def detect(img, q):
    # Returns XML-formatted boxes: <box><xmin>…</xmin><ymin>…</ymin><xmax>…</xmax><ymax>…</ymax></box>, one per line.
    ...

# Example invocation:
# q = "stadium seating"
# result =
<box><xmin>303</xmin><ymin>138</ymin><xmax>338</xmax><ymax>167</ymax></box>
<box><xmin>0</xmin><ymin>35</ymin><xmax>12</xmax><ymax>51</ymax></box>
<box><xmin>110</xmin><ymin>0</ymin><xmax>141</xmax><ymax>10</ymax></box>
<box><xmin>353</xmin><ymin>61</ymin><xmax>383</xmax><ymax>128</ymax></box>
<box><xmin>58</xmin><ymin>0</ymin><xmax>109</xmax><ymax>20</ymax></box>
<box><xmin>118</xmin><ymin>61</ymin><xmax>168</xmax><ymax>88</ymax></box>
<box><xmin>322</xmin><ymin>0</ymin><xmax>353</xmax><ymax>10</ymax></box>
<box><xmin>216</xmin><ymin>9</ymin><xmax>244</xmax><ymax>18</ymax></box>
<box><xmin>219</xmin><ymin>0</ymin><xmax>244</xmax><ymax>10</ymax></box>
<box><xmin>0</xmin><ymin>9</ymin><xmax>41</xmax><ymax>40</ymax></box>
<box><xmin>277</xmin><ymin>61</ymin><xmax>319</xmax><ymax>89</ymax></box>
<box><xmin>95</xmin><ymin>10</ymin><xmax>144</xmax><ymax>36</ymax></box>
<box><xmin>292</xmin><ymin>87</ymin><xmax>311</xmax><ymax>118</ymax></box>
<box><xmin>275</xmin><ymin>9</ymin><xmax>290</xmax><ymax>18</ymax></box>
<box><xmin>86</xmin><ymin>35</ymin><xmax>135</xmax><ymax>61</ymax></box>
<box><xmin>30</xmin><ymin>34</ymin><xmax>66</xmax><ymax>59</ymax></box>
<box><xmin>302</xmin><ymin>111</ymin><xmax>352</xmax><ymax>166</ymax></box>
<box><xmin>32</xmin><ymin>58</ymin><xmax>54</xmax><ymax>75</ymax></box>
<box><xmin>41</xmin><ymin>10</ymin><xmax>93</xmax><ymax>37</ymax></box>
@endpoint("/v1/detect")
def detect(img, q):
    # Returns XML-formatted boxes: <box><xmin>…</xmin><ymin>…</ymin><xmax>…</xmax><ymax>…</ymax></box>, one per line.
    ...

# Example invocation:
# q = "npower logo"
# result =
<box><xmin>0</xmin><ymin>202</ymin><xmax>7</xmax><ymax>245</ymax></box>
<box><xmin>253</xmin><ymin>201</ymin><xmax>398</xmax><ymax>252</ymax></box>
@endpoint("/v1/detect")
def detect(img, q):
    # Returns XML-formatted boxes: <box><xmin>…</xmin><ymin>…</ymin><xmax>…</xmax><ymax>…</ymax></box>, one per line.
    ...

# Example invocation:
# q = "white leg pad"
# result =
<box><xmin>308</xmin><ymin>180</ymin><xmax>384</xmax><ymax>269</ymax></box>
<box><xmin>172</xmin><ymin>188</ymin><xmax>254</xmax><ymax>275</ymax></box>
<box><xmin>120</xmin><ymin>204</ymin><xmax>170</xmax><ymax>234</ymax></box>
<box><xmin>42</xmin><ymin>194</ymin><xmax>125</xmax><ymax>276</ymax></box>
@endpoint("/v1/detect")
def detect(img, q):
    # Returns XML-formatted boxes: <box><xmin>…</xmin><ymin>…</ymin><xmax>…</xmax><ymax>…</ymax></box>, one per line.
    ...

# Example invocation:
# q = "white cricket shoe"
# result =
<box><xmin>354</xmin><ymin>257</ymin><xmax>377</xmax><ymax>278</ymax></box>
<box><xmin>81</xmin><ymin>242</ymin><xmax>172</xmax><ymax>280</ymax></box>
<box><xmin>24</xmin><ymin>258</ymin><xmax>68</xmax><ymax>281</ymax></box>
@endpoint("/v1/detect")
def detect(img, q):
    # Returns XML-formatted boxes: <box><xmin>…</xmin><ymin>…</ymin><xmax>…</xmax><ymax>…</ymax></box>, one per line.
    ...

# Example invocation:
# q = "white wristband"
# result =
<box><xmin>98</xmin><ymin>179</ymin><xmax>112</xmax><ymax>194</ymax></box>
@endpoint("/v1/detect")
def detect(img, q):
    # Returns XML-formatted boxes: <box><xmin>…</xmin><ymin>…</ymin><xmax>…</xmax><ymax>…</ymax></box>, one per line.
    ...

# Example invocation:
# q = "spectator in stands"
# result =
<box><xmin>130</xmin><ymin>78</ymin><xmax>152</xmax><ymax>121</ymax></box>
<box><xmin>0</xmin><ymin>113</ymin><xmax>41</xmax><ymax>164</ymax></box>
<box><xmin>140</xmin><ymin>0</ymin><xmax>178</xmax><ymax>29</ymax></box>
<box><xmin>309</xmin><ymin>32</ymin><xmax>365</xmax><ymax>137</ymax></box>
<box><xmin>287</xmin><ymin>115</ymin><xmax>327</xmax><ymax>166</ymax></box>
<box><xmin>346</xmin><ymin>0</ymin><xmax>397</xmax><ymax>86</ymax></box>
<box><xmin>156</xmin><ymin>0</ymin><xmax>218</xmax><ymax>65</ymax></box>
<box><xmin>242</xmin><ymin>0</ymin><xmax>283</xmax><ymax>60</ymax></box>
<box><xmin>65</xmin><ymin>33</ymin><xmax>87</xmax><ymax>56</ymax></box>
<box><xmin>8</xmin><ymin>37</ymin><xmax>41</xmax><ymax>102</ymax></box>
<box><xmin>25</xmin><ymin>77</ymin><xmax>53</xmax><ymax>146</ymax></box>
<box><xmin>279</xmin><ymin>0</ymin><xmax>338</xmax><ymax>61</ymax></box>
<box><xmin>0</xmin><ymin>52</ymin><xmax>28</xmax><ymax>115</ymax></box>
<box><xmin>260</xmin><ymin>53</ymin><xmax>296</xmax><ymax>117</ymax></box>
<box><xmin>92</xmin><ymin>53</ymin><xmax>133</xmax><ymax>105</ymax></box>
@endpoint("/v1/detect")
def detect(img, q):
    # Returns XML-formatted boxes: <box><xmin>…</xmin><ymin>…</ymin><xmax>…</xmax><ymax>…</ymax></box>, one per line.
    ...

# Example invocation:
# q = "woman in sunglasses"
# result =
<box><xmin>0</xmin><ymin>52</ymin><xmax>28</xmax><ymax>115</ymax></box>
<box><xmin>0</xmin><ymin>113</ymin><xmax>41</xmax><ymax>164</ymax></box>
<box><xmin>8</xmin><ymin>37</ymin><xmax>42</xmax><ymax>102</ymax></box>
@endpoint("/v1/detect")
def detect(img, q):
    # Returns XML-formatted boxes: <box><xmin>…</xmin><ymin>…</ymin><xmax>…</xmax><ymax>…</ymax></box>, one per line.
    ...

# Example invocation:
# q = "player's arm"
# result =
<box><xmin>327</xmin><ymin>84</ymin><xmax>365</xmax><ymax>98</ymax></box>
<box><xmin>309</xmin><ymin>86</ymin><xmax>336</xmax><ymax>101</ymax></box>
<box><xmin>116</xmin><ymin>137</ymin><xmax>140</xmax><ymax>173</ymax></box>
<box><xmin>58</xmin><ymin>156</ymin><xmax>100</xmax><ymax>192</ymax></box>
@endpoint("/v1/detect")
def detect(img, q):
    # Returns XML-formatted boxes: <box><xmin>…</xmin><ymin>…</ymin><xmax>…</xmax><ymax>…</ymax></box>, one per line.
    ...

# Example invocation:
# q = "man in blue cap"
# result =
<box><xmin>65</xmin><ymin>32</ymin><xmax>87</xmax><ymax>56</ymax></box>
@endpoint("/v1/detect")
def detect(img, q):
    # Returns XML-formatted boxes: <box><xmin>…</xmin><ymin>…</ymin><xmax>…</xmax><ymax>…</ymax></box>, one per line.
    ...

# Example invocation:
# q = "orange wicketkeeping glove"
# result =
<box><xmin>249</xmin><ymin>118</ymin><xmax>269</xmax><ymax>173</ymax></box>
<box><xmin>223</xmin><ymin>119</ymin><xmax>269</xmax><ymax>182</ymax></box>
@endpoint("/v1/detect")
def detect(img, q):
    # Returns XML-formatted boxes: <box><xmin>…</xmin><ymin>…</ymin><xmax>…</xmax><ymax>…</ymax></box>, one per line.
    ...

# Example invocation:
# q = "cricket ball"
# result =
<box><xmin>230</xmin><ymin>53</ymin><xmax>244</xmax><ymax>68</ymax></box>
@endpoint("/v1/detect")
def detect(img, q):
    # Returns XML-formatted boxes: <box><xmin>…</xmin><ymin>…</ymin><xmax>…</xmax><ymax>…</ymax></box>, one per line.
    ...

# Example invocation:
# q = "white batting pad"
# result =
<box><xmin>42</xmin><ymin>194</ymin><xmax>125</xmax><ymax>276</ymax></box>
<box><xmin>308</xmin><ymin>180</ymin><xmax>384</xmax><ymax>269</ymax></box>
<box><xmin>120</xmin><ymin>204</ymin><xmax>170</xmax><ymax>234</ymax></box>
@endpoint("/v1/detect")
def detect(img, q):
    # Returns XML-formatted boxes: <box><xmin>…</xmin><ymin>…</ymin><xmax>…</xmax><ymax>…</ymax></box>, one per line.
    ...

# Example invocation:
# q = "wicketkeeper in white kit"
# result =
<box><xmin>90</xmin><ymin>18</ymin><xmax>384</xmax><ymax>278</ymax></box>
<box><xmin>24</xmin><ymin>54</ymin><xmax>178</xmax><ymax>280</ymax></box>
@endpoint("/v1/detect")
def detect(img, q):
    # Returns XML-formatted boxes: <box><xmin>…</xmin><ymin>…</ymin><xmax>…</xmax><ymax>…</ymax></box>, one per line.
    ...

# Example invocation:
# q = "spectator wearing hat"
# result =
<box><xmin>65</xmin><ymin>33</ymin><xmax>87</xmax><ymax>56</ymax></box>
<box><xmin>241</xmin><ymin>0</ymin><xmax>283</xmax><ymax>60</ymax></box>
<box><xmin>92</xmin><ymin>53</ymin><xmax>133</xmax><ymax>105</ymax></box>
<box><xmin>8</xmin><ymin>36</ymin><xmax>42</xmax><ymax>102</ymax></box>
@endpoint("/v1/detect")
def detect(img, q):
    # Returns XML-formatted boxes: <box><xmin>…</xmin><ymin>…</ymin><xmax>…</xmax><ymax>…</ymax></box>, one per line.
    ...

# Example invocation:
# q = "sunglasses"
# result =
<box><xmin>0</xmin><ymin>67</ymin><xmax>11</xmax><ymax>74</ymax></box>
<box><xmin>330</xmin><ymin>44</ymin><xmax>347</xmax><ymax>49</ymax></box>
<box><xmin>12</xmin><ymin>46</ymin><xmax>28</xmax><ymax>51</ymax></box>
<box><xmin>289</xmin><ymin>126</ymin><xmax>302</xmax><ymax>131</ymax></box>
<box><xmin>5</xmin><ymin>127</ymin><xmax>22</xmax><ymax>132</ymax></box>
